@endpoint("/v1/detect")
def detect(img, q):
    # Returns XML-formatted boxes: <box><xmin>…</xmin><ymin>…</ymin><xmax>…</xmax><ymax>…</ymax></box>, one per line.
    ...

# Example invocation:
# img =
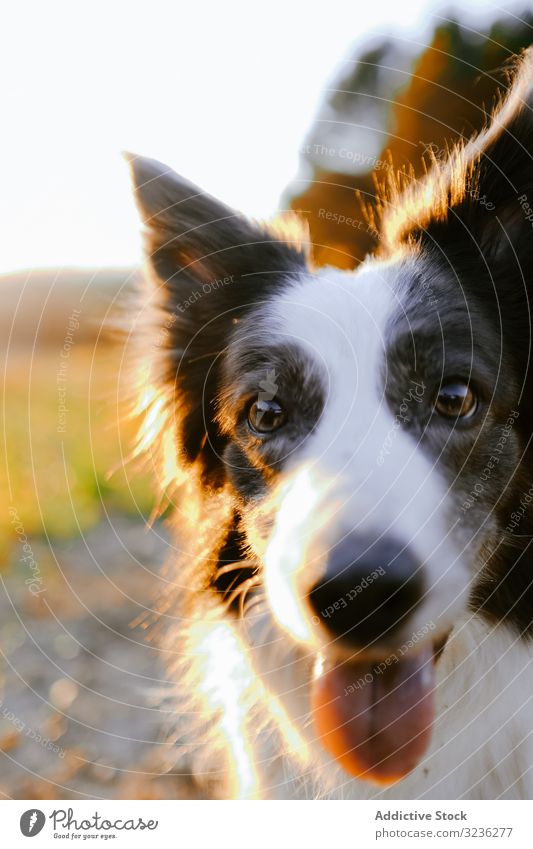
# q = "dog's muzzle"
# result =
<box><xmin>307</xmin><ymin>533</ymin><xmax>437</xmax><ymax>786</ymax></box>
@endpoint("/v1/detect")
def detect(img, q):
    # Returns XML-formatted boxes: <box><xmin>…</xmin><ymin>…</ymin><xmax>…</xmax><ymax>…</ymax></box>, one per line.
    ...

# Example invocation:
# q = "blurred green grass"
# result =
<box><xmin>2</xmin><ymin>344</ymin><xmax>155</xmax><ymax>558</ymax></box>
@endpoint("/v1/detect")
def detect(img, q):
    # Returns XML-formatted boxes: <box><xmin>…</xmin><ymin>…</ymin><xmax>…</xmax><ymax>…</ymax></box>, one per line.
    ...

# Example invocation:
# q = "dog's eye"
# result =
<box><xmin>247</xmin><ymin>399</ymin><xmax>286</xmax><ymax>434</ymax></box>
<box><xmin>435</xmin><ymin>380</ymin><xmax>477</xmax><ymax>419</ymax></box>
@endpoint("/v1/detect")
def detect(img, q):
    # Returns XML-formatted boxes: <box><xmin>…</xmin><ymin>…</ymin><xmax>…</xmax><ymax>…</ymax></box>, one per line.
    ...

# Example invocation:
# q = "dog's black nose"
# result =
<box><xmin>308</xmin><ymin>535</ymin><xmax>424</xmax><ymax>646</ymax></box>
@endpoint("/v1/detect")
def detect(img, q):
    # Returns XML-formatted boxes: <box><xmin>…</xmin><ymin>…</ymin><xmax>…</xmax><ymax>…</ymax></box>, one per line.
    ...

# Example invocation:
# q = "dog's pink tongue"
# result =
<box><xmin>311</xmin><ymin>646</ymin><xmax>435</xmax><ymax>784</ymax></box>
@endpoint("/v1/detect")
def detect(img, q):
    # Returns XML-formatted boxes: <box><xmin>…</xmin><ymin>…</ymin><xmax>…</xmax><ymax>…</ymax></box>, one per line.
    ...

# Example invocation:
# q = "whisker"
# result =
<box><xmin>223</xmin><ymin>576</ymin><xmax>261</xmax><ymax>616</ymax></box>
<box><xmin>216</xmin><ymin>560</ymin><xmax>257</xmax><ymax>578</ymax></box>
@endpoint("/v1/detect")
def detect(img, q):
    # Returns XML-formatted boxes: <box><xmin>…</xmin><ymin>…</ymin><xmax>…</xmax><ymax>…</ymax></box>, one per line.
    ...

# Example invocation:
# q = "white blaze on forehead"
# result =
<box><xmin>272</xmin><ymin>260</ymin><xmax>395</xmax><ymax>392</ymax></box>
<box><xmin>267</xmin><ymin>259</ymin><xmax>398</xmax><ymax>442</ymax></box>
<box><xmin>261</xmin><ymin>259</ymin><xmax>470</xmax><ymax>646</ymax></box>
<box><xmin>264</xmin><ymin>257</ymin><xmax>438</xmax><ymax>505</ymax></box>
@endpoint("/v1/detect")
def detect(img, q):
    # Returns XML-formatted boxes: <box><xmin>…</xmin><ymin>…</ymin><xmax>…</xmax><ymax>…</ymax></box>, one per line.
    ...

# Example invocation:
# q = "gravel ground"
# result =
<box><xmin>0</xmin><ymin>518</ymin><xmax>201</xmax><ymax>799</ymax></box>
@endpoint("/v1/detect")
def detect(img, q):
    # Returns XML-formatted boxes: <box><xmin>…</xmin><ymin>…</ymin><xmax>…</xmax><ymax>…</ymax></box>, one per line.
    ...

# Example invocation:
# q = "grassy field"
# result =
<box><xmin>0</xmin><ymin>274</ymin><xmax>195</xmax><ymax>799</ymax></box>
<box><xmin>1</xmin><ymin>343</ymin><xmax>155</xmax><ymax>558</ymax></box>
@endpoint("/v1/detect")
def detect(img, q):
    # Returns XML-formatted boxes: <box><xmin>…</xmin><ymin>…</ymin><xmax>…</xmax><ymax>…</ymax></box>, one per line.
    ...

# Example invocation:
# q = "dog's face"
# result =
<box><xmin>128</xmin><ymin>56</ymin><xmax>533</xmax><ymax>786</ymax></box>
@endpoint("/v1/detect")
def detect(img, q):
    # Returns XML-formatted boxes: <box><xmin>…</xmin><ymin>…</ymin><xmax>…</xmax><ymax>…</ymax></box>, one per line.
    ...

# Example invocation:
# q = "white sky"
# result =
<box><xmin>0</xmin><ymin>0</ymin><xmax>525</xmax><ymax>272</ymax></box>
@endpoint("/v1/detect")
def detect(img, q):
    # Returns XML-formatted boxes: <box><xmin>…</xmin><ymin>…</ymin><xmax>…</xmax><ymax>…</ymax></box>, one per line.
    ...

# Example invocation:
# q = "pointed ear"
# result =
<box><xmin>126</xmin><ymin>153</ymin><xmax>307</xmax><ymax>296</ymax></box>
<box><xmin>126</xmin><ymin>154</ymin><xmax>308</xmax><ymax>485</ymax></box>
<box><xmin>386</xmin><ymin>50</ymin><xmax>533</xmax><ymax>269</ymax></box>
<box><xmin>462</xmin><ymin>51</ymin><xmax>533</xmax><ymax>261</ymax></box>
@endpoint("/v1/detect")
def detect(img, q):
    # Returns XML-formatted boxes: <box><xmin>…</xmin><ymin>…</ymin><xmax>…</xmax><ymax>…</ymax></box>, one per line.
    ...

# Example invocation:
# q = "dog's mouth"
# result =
<box><xmin>311</xmin><ymin>635</ymin><xmax>448</xmax><ymax>785</ymax></box>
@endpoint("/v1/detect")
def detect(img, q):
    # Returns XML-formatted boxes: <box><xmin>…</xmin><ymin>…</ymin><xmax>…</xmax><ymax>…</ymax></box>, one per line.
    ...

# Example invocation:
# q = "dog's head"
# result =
<box><xmin>128</xmin><ymin>52</ymin><xmax>533</xmax><ymax>786</ymax></box>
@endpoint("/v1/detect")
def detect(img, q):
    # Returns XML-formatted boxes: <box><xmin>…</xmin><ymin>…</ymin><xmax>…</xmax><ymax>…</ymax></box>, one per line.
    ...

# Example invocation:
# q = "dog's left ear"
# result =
<box><xmin>457</xmin><ymin>51</ymin><xmax>533</xmax><ymax>264</ymax></box>
<box><xmin>390</xmin><ymin>51</ymin><xmax>533</xmax><ymax>273</ymax></box>
<box><xmin>127</xmin><ymin>154</ymin><xmax>308</xmax><ymax>484</ymax></box>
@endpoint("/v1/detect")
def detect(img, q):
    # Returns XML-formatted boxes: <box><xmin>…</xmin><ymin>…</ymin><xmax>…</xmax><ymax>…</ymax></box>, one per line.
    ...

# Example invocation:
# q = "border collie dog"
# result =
<box><xmin>128</xmin><ymin>51</ymin><xmax>533</xmax><ymax>799</ymax></box>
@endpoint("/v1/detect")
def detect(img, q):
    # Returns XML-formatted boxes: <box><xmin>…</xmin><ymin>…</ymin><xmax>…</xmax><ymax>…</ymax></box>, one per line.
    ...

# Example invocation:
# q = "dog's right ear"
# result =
<box><xmin>126</xmin><ymin>154</ymin><xmax>308</xmax><ymax>483</ymax></box>
<box><xmin>126</xmin><ymin>153</ymin><xmax>306</xmax><ymax>301</ymax></box>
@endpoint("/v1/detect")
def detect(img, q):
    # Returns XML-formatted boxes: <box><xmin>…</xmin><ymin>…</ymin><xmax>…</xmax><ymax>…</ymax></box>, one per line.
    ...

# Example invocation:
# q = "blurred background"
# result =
<box><xmin>1</xmin><ymin>0</ymin><xmax>533</xmax><ymax>799</ymax></box>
